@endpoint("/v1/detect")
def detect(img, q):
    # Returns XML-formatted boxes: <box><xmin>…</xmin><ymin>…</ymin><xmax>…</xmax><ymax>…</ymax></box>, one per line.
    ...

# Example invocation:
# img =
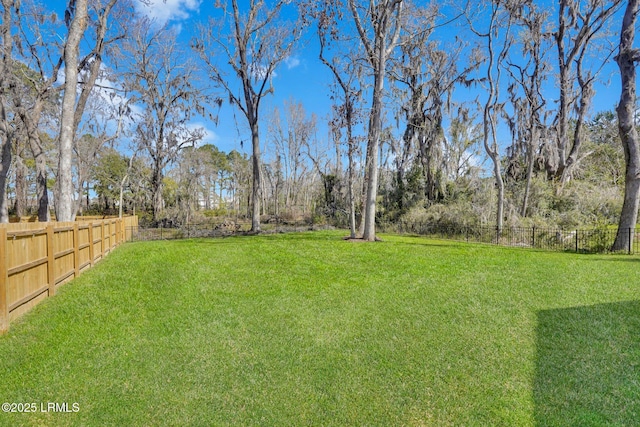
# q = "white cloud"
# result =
<box><xmin>285</xmin><ymin>56</ymin><xmax>300</xmax><ymax>70</ymax></box>
<box><xmin>188</xmin><ymin>122</ymin><xmax>220</xmax><ymax>147</ymax></box>
<box><xmin>135</xmin><ymin>0</ymin><xmax>201</xmax><ymax>24</ymax></box>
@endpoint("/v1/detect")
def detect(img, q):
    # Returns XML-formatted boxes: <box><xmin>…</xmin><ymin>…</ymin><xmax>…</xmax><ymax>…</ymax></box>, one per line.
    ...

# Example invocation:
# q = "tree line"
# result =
<box><xmin>0</xmin><ymin>0</ymin><xmax>638</xmax><ymax>249</ymax></box>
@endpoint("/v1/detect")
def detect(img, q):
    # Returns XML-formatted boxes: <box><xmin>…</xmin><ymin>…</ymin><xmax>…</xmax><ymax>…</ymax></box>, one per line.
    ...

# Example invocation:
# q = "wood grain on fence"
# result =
<box><xmin>0</xmin><ymin>216</ymin><xmax>138</xmax><ymax>333</ymax></box>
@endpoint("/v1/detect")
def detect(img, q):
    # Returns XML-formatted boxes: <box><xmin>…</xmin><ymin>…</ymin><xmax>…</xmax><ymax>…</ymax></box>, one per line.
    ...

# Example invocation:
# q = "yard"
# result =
<box><xmin>0</xmin><ymin>231</ymin><xmax>638</xmax><ymax>426</ymax></box>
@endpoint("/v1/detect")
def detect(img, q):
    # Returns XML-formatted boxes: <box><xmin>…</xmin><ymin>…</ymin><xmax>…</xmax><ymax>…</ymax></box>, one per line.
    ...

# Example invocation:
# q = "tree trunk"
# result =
<box><xmin>246</xmin><ymin>188</ymin><xmax>251</xmax><ymax>219</ymax></box>
<box><xmin>0</xmin><ymin>3</ymin><xmax>13</xmax><ymax>223</ymax></box>
<box><xmin>30</xmin><ymin>138</ymin><xmax>50</xmax><ymax>222</ymax></box>
<box><xmin>57</xmin><ymin>0</ymin><xmax>88</xmax><ymax>222</ymax></box>
<box><xmin>347</xmin><ymin>119</ymin><xmax>357</xmax><ymax>239</ymax></box>
<box><xmin>73</xmin><ymin>170</ymin><xmax>88</xmax><ymax>220</ymax></box>
<box><xmin>85</xmin><ymin>181</ymin><xmax>90</xmax><ymax>211</ymax></box>
<box><xmin>14</xmin><ymin>154</ymin><xmax>28</xmax><ymax>218</ymax></box>
<box><xmin>362</xmin><ymin>63</ymin><xmax>384</xmax><ymax>241</ymax></box>
<box><xmin>348</xmin><ymin>0</ymin><xmax>402</xmax><ymax>241</ymax></box>
<box><xmin>520</xmin><ymin>151</ymin><xmax>534</xmax><ymax>218</ymax></box>
<box><xmin>0</xmin><ymin>127</ymin><xmax>11</xmax><ymax>223</ymax></box>
<box><xmin>420</xmin><ymin>136</ymin><xmax>441</xmax><ymax>202</ymax></box>
<box><xmin>15</xmin><ymin>98</ymin><xmax>50</xmax><ymax>221</ymax></box>
<box><xmin>495</xmin><ymin>159</ymin><xmax>505</xmax><ymax>232</ymax></box>
<box><xmin>520</xmin><ymin>126</ymin><xmax>538</xmax><ymax>217</ymax></box>
<box><xmin>486</xmin><ymin>131</ymin><xmax>505</xmax><ymax>232</ymax></box>
<box><xmin>553</xmin><ymin>62</ymin><xmax>569</xmax><ymax>182</ymax></box>
<box><xmin>357</xmin><ymin>161</ymin><xmax>368</xmax><ymax>237</ymax></box>
<box><xmin>478</xmin><ymin>3</ymin><xmax>507</xmax><ymax>232</ymax></box>
<box><xmin>119</xmin><ymin>174</ymin><xmax>128</xmax><ymax>219</ymax></box>
<box><xmin>250</xmin><ymin>122</ymin><xmax>262</xmax><ymax>232</ymax></box>
<box><xmin>151</xmin><ymin>166</ymin><xmax>164</xmax><ymax>224</ymax></box>
<box><xmin>612</xmin><ymin>0</ymin><xmax>640</xmax><ymax>252</ymax></box>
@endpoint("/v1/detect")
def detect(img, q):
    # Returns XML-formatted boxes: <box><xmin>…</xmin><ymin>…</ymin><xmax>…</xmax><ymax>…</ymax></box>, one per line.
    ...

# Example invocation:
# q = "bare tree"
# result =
<box><xmin>469</xmin><ymin>0</ymin><xmax>515</xmax><ymax>232</ymax></box>
<box><xmin>194</xmin><ymin>0</ymin><xmax>302</xmax><ymax>232</ymax></box>
<box><xmin>72</xmin><ymin>1</ymin><xmax>131</xmax><ymax>217</ymax></box>
<box><xmin>56</xmin><ymin>0</ymin><xmax>89</xmax><ymax>221</ymax></box>
<box><xmin>316</xmin><ymin>1</ymin><xmax>364</xmax><ymax>237</ymax></box>
<box><xmin>348</xmin><ymin>0</ymin><xmax>404</xmax><ymax>241</ymax></box>
<box><xmin>612</xmin><ymin>0</ymin><xmax>640</xmax><ymax>252</ymax></box>
<box><xmin>503</xmin><ymin>4</ymin><xmax>551</xmax><ymax>217</ymax></box>
<box><xmin>268</xmin><ymin>100</ymin><xmax>315</xmax><ymax>218</ymax></box>
<box><xmin>547</xmin><ymin>0</ymin><xmax>623</xmax><ymax>186</ymax></box>
<box><xmin>57</xmin><ymin>0</ymin><xmax>126</xmax><ymax>221</ymax></box>
<box><xmin>122</xmin><ymin>19</ymin><xmax>207</xmax><ymax>224</ymax></box>
<box><xmin>7</xmin><ymin>1</ymin><xmax>65</xmax><ymax>221</ymax></box>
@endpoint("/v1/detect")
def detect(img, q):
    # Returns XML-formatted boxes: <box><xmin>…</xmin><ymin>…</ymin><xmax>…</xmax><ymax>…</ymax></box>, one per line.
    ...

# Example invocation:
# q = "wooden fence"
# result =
<box><xmin>0</xmin><ymin>216</ymin><xmax>138</xmax><ymax>333</ymax></box>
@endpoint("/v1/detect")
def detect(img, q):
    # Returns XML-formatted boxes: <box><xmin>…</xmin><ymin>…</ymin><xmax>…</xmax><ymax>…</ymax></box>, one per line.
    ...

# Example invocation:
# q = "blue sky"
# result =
<box><xmin>39</xmin><ymin>0</ymin><xmax>627</xmax><ymax>159</ymax></box>
<box><xmin>132</xmin><ymin>0</ymin><xmax>336</xmax><ymax>155</ymax></box>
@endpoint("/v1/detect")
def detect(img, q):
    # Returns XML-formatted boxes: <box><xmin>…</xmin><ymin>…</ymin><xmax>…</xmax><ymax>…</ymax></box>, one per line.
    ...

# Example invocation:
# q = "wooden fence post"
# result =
<box><xmin>73</xmin><ymin>223</ymin><xmax>80</xmax><ymax>279</ymax></box>
<box><xmin>0</xmin><ymin>228</ymin><xmax>8</xmax><ymax>333</ymax></box>
<box><xmin>101</xmin><ymin>221</ymin><xmax>105</xmax><ymax>257</ymax></box>
<box><xmin>47</xmin><ymin>224</ymin><xmax>55</xmax><ymax>297</ymax></box>
<box><xmin>89</xmin><ymin>223</ymin><xmax>94</xmax><ymax>267</ymax></box>
<box><xmin>112</xmin><ymin>220</ymin><xmax>117</xmax><ymax>250</ymax></box>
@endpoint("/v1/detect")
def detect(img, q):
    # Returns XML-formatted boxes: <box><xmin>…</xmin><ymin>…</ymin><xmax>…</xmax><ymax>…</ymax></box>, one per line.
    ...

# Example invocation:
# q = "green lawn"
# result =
<box><xmin>0</xmin><ymin>231</ymin><xmax>638</xmax><ymax>426</ymax></box>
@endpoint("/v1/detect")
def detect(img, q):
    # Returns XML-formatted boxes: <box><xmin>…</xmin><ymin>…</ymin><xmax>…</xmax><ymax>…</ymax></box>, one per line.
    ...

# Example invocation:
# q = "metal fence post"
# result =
<box><xmin>532</xmin><ymin>227</ymin><xmax>535</xmax><ymax>248</ymax></box>
<box><xmin>629</xmin><ymin>227</ymin><xmax>633</xmax><ymax>255</ymax></box>
<box><xmin>575</xmin><ymin>229</ymin><xmax>579</xmax><ymax>253</ymax></box>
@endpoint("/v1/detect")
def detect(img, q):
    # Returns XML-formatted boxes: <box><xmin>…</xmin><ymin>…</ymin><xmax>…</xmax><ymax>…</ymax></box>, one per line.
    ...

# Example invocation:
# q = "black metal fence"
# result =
<box><xmin>126</xmin><ymin>219</ymin><xmax>639</xmax><ymax>255</ymax></box>
<box><xmin>397</xmin><ymin>223</ymin><xmax>639</xmax><ymax>254</ymax></box>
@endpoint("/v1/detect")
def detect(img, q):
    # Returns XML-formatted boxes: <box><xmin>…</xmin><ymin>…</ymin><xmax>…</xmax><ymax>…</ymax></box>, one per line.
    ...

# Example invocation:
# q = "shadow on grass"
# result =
<box><xmin>534</xmin><ymin>300</ymin><xmax>640</xmax><ymax>426</ymax></box>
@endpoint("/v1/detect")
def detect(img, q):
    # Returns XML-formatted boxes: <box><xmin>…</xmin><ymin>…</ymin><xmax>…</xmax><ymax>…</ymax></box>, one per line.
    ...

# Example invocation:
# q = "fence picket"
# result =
<box><xmin>74</xmin><ymin>223</ymin><xmax>80</xmax><ymax>279</ymax></box>
<box><xmin>46</xmin><ymin>224</ymin><xmax>55</xmax><ymax>297</ymax></box>
<box><xmin>89</xmin><ymin>223</ymin><xmax>94</xmax><ymax>267</ymax></box>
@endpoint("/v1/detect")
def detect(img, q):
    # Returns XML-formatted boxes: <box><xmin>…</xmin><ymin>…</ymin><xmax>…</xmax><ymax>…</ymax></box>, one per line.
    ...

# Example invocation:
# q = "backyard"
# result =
<box><xmin>0</xmin><ymin>231</ymin><xmax>638</xmax><ymax>426</ymax></box>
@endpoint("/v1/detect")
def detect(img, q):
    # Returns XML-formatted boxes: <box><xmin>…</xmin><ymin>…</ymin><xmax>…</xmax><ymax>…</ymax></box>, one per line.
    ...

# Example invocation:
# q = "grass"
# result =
<box><xmin>0</xmin><ymin>230</ymin><xmax>638</xmax><ymax>426</ymax></box>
